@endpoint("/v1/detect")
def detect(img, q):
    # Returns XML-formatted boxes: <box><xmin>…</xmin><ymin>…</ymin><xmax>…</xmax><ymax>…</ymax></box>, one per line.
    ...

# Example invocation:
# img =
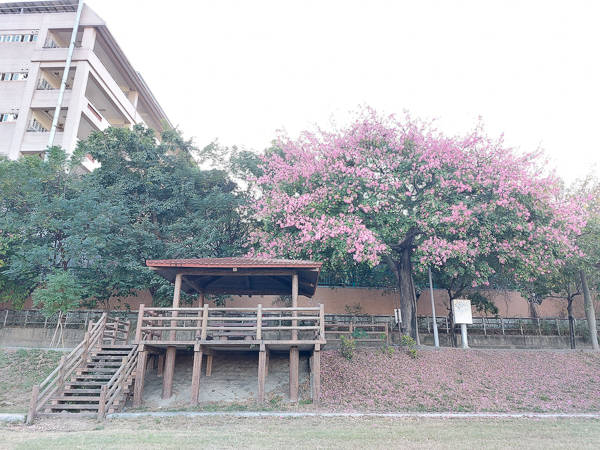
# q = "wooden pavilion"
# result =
<box><xmin>132</xmin><ymin>257</ymin><xmax>326</xmax><ymax>407</ymax></box>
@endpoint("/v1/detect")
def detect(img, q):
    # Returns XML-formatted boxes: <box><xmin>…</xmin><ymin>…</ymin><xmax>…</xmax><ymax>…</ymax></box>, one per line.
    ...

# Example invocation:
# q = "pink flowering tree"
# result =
<box><xmin>248</xmin><ymin>108</ymin><xmax>585</xmax><ymax>340</ymax></box>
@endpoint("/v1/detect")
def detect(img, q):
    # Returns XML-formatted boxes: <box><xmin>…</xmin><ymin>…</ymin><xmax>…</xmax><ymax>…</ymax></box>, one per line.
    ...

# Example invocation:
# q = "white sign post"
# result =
<box><xmin>452</xmin><ymin>299</ymin><xmax>473</xmax><ymax>349</ymax></box>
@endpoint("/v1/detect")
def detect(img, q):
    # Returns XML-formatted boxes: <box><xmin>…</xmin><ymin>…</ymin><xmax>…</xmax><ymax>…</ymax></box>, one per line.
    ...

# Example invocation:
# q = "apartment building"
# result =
<box><xmin>0</xmin><ymin>1</ymin><xmax>171</xmax><ymax>170</ymax></box>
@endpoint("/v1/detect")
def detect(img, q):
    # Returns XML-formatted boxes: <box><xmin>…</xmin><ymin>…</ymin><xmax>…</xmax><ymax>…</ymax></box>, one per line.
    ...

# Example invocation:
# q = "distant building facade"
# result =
<box><xmin>0</xmin><ymin>1</ymin><xmax>171</xmax><ymax>170</ymax></box>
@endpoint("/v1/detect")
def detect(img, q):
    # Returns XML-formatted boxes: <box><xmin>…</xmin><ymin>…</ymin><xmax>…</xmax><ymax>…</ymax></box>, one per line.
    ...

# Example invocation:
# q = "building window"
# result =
<box><xmin>0</xmin><ymin>34</ymin><xmax>37</xmax><ymax>43</ymax></box>
<box><xmin>1</xmin><ymin>113</ymin><xmax>19</xmax><ymax>122</ymax></box>
<box><xmin>1</xmin><ymin>73</ymin><xmax>28</xmax><ymax>81</ymax></box>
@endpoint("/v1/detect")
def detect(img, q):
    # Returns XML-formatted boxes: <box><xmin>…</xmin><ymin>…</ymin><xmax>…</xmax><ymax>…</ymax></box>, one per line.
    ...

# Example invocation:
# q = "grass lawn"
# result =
<box><xmin>1</xmin><ymin>415</ymin><xmax>600</xmax><ymax>449</ymax></box>
<box><xmin>0</xmin><ymin>349</ymin><xmax>63</xmax><ymax>413</ymax></box>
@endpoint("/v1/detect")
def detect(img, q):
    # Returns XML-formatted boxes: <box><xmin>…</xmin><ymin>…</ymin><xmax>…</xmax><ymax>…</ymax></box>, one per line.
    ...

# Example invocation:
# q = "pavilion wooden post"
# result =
<box><xmin>157</xmin><ymin>353</ymin><xmax>165</xmax><ymax>377</ymax></box>
<box><xmin>258</xmin><ymin>343</ymin><xmax>267</xmax><ymax>404</ymax></box>
<box><xmin>135</xmin><ymin>304</ymin><xmax>144</xmax><ymax>342</ymax></box>
<box><xmin>312</xmin><ymin>344</ymin><xmax>321</xmax><ymax>406</ymax></box>
<box><xmin>291</xmin><ymin>274</ymin><xmax>298</xmax><ymax>341</ymax></box>
<box><xmin>190</xmin><ymin>343</ymin><xmax>204</xmax><ymax>406</ymax></box>
<box><xmin>133</xmin><ymin>345</ymin><xmax>147</xmax><ymax>407</ymax></box>
<box><xmin>289</xmin><ymin>346</ymin><xmax>299</xmax><ymax>402</ymax></box>
<box><xmin>289</xmin><ymin>273</ymin><xmax>299</xmax><ymax>402</ymax></box>
<box><xmin>163</xmin><ymin>273</ymin><xmax>182</xmax><ymax>400</ymax></box>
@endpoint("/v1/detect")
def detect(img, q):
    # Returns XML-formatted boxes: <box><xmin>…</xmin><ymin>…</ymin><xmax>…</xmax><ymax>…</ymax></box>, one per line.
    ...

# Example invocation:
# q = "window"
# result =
<box><xmin>0</xmin><ymin>73</ymin><xmax>28</xmax><ymax>81</ymax></box>
<box><xmin>0</xmin><ymin>34</ymin><xmax>38</xmax><ymax>43</ymax></box>
<box><xmin>1</xmin><ymin>114</ymin><xmax>18</xmax><ymax>122</ymax></box>
<box><xmin>37</xmin><ymin>78</ymin><xmax>53</xmax><ymax>90</ymax></box>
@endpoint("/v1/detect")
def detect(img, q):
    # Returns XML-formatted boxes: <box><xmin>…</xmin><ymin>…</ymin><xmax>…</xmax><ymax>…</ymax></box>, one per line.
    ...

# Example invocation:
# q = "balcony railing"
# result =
<box><xmin>37</xmin><ymin>79</ymin><xmax>71</xmax><ymax>90</ymax></box>
<box><xmin>42</xmin><ymin>39</ymin><xmax>81</xmax><ymax>49</ymax></box>
<box><xmin>27</xmin><ymin>119</ymin><xmax>48</xmax><ymax>132</ymax></box>
<box><xmin>134</xmin><ymin>304</ymin><xmax>326</xmax><ymax>344</ymax></box>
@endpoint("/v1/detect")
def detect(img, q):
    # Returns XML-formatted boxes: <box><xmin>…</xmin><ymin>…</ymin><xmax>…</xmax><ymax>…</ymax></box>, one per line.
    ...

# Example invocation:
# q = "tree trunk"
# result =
<box><xmin>567</xmin><ymin>298</ymin><xmax>576</xmax><ymax>350</ymax></box>
<box><xmin>580</xmin><ymin>270</ymin><xmax>599</xmax><ymax>351</ymax></box>
<box><xmin>383</xmin><ymin>243</ymin><xmax>420</xmax><ymax>343</ymax></box>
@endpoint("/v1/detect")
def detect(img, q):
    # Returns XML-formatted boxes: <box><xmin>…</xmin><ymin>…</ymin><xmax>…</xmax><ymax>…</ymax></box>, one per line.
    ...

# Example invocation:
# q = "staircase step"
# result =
<box><xmin>51</xmin><ymin>396</ymin><xmax>101</xmax><ymax>402</ymax></box>
<box><xmin>86</xmin><ymin>361</ymin><xmax>123</xmax><ymax>366</ymax></box>
<box><xmin>64</xmin><ymin>381</ymin><xmax>107</xmax><ymax>386</ymax></box>
<box><xmin>62</xmin><ymin>388</ymin><xmax>103</xmax><ymax>394</ymax></box>
<box><xmin>72</xmin><ymin>374</ymin><xmax>115</xmax><ymax>380</ymax></box>
<box><xmin>79</xmin><ymin>368</ymin><xmax>121</xmax><ymax>373</ymax></box>
<box><xmin>45</xmin><ymin>404</ymin><xmax>100</xmax><ymax>411</ymax></box>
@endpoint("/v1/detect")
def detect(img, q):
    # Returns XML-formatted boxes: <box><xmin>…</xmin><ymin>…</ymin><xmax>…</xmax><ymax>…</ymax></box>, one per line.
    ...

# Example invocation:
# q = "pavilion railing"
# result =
<box><xmin>134</xmin><ymin>304</ymin><xmax>326</xmax><ymax>343</ymax></box>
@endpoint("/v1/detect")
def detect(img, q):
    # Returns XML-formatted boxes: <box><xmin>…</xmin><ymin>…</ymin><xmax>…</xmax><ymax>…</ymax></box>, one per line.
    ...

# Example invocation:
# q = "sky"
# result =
<box><xmin>82</xmin><ymin>0</ymin><xmax>599</xmax><ymax>184</ymax></box>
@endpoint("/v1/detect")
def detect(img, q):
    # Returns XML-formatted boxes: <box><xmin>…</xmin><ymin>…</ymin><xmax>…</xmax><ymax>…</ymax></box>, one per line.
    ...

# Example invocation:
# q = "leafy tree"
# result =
<box><xmin>32</xmin><ymin>270</ymin><xmax>82</xmax><ymax>317</ymax></box>
<box><xmin>79</xmin><ymin>125</ymin><xmax>251</xmax><ymax>306</ymax></box>
<box><xmin>539</xmin><ymin>176</ymin><xmax>600</xmax><ymax>349</ymax></box>
<box><xmin>248</xmin><ymin>108</ymin><xmax>585</xmax><ymax>340</ymax></box>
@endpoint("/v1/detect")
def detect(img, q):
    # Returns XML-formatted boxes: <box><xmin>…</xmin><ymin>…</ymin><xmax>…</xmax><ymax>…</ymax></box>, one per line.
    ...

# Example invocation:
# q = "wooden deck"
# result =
<box><xmin>131</xmin><ymin>304</ymin><xmax>326</xmax><ymax>407</ymax></box>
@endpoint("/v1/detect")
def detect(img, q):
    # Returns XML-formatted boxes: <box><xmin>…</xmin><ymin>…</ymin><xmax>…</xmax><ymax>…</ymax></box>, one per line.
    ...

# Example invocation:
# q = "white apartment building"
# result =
<box><xmin>0</xmin><ymin>1</ymin><xmax>171</xmax><ymax>170</ymax></box>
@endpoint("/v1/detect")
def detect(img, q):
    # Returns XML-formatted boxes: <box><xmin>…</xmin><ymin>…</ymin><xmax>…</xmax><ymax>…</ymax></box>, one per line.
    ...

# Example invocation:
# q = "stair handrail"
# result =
<box><xmin>28</xmin><ymin>313</ymin><xmax>107</xmax><ymax>421</ymax></box>
<box><xmin>99</xmin><ymin>344</ymin><xmax>139</xmax><ymax>418</ymax></box>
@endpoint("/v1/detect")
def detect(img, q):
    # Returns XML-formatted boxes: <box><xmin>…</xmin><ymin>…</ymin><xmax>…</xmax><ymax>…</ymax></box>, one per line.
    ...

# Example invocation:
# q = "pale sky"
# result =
<box><xmin>84</xmin><ymin>0</ymin><xmax>599</xmax><ymax>184</ymax></box>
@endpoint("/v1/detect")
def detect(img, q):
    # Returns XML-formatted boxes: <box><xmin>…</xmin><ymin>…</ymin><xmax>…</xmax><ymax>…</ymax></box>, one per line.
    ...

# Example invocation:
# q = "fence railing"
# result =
<box><xmin>417</xmin><ymin>315</ymin><xmax>593</xmax><ymax>337</ymax></box>
<box><xmin>0</xmin><ymin>309</ymin><xmax>136</xmax><ymax>330</ymax></box>
<box><xmin>134</xmin><ymin>304</ymin><xmax>326</xmax><ymax>343</ymax></box>
<box><xmin>3</xmin><ymin>309</ymin><xmax>595</xmax><ymax>339</ymax></box>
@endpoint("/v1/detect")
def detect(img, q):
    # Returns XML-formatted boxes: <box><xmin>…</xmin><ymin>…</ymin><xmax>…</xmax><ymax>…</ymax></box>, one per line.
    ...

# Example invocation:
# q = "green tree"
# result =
<box><xmin>79</xmin><ymin>125</ymin><xmax>251</xmax><ymax>306</ymax></box>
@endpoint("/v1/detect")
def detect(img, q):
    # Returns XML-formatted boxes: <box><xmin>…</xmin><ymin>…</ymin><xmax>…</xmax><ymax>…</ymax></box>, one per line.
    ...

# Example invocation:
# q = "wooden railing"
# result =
<box><xmin>134</xmin><ymin>304</ymin><xmax>326</xmax><ymax>343</ymax></box>
<box><xmin>27</xmin><ymin>313</ymin><xmax>108</xmax><ymax>424</ymax></box>
<box><xmin>98</xmin><ymin>345</ymin><xmax>138</xmax><ymax>419</ymax></box>
<box><xmin>324</xmin><ymin>322</ymin><xmax>390</xmax><ymax>345</ymax></box>
<box><xmin>102</xmin><ymin>316</ymin><xmax>131</xmax><ymax>345</ymax></box>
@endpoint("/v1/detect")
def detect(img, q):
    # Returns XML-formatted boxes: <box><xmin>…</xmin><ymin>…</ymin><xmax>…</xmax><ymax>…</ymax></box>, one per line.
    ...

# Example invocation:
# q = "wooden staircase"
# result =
<box><xmin>27</xmin><ymin>315</ymin><xmax>139</xmax><ymax>423</ymax></box>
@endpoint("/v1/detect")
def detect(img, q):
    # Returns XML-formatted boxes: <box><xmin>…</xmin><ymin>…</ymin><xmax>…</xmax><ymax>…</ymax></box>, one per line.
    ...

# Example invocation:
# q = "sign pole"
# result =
<box><xmin>428</xmin><ymin>267</ymin><xmax>440</xmax><ymax>347</ymax></box>
<box><xmin>460</xmin><ymin>323</ymin><xmax>469</xmax><ymax>349</ymax></box>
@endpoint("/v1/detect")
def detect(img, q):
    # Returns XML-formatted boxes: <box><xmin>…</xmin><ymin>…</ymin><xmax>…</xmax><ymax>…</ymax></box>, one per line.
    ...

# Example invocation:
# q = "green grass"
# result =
<box><xmin>0</xmin><ymin>349</ymin><xmax>63</xmax><ymax>413</ymax></box>
<box><xmin>1</xmin><ymin>416</ymin><xmax>600</xmax><ymax>449</ymax></box>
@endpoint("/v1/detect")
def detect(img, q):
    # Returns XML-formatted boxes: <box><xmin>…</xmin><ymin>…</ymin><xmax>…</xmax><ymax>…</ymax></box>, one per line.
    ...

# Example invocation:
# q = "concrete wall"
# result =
<box><xmin>0</xmin><ymin>327</ymin><xmax>85</xmax><ymax>348</ymax></box>
<box><xmin>3</xmin><ymin>285</ymin><xmax>595</xmax><ymax>319</ymax></box>
<box><xmin>0</xmin><ymin>326</ymin><xmax>594</xmax><ymax>350</ymax></box>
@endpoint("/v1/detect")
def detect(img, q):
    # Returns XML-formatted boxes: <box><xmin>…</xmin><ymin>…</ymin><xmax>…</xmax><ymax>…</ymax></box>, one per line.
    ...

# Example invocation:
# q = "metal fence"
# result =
<box><xmin>0</xmin><ymin>309</ymin><xmax>594</xmax><ymax>338</ymax></box>
<box><xmin>417</xmin><ymin>315</ymin><xmax>592</xmax><ymax>337</ymax></box>
<box><xmin>0</xmin><ymin>309</ymin><xmax>137</xmax><ymax>330</ymax></box>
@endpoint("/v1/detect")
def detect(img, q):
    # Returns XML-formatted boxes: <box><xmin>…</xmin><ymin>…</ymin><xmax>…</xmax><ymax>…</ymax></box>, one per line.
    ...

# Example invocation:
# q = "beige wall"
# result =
<box><xmin>3</xmin><ymin>285</ymin><xmax>596</xmax><ymax>319</ymax></box>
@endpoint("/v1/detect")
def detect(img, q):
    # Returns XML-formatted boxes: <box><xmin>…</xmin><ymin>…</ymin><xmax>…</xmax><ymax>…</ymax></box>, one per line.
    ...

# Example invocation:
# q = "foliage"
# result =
<box><xmin>467</xmin><ymin>292</ymin><xmax>499</xmax><ymax>316</ymax></box>
<box><xmin>344</xmin><ymin>303</ymin><xmax>364</xmax><ymax>314</ymax></box>
<box><xmin>32</xmin><ymin>270</ymin><xmax>81</xmax><ymax>317</ymax></box>
<box><xmin>340</xmin><ymin>335</ymin><xmax>356</xmax><ymax>361</ymax></box>
<box><xmin>400</xmin><ymin>335</ymin><xmax>418</xmax><ymax>358</ymax></box>
<box><xmin>0</xmin><ymin>126</ymin><xmax>251</xmax><ymax>311</ymax></box>
<box><xmin>80</xmin><ymin>125</ymin><xmax>251</xmax><ymax>306</ymax></box>
<box><xmin>351</xmin><ymin>327</ymin><xmax>368</xmax><ymax>339</ymax></box>
<box><xmin>247</xmin><ymin>107</ymin><xmax>585</xmax><ymax>338</ymax></box>
<box><xmin>378</xmin><ymin>332</ymin><xmax>395</xmax><ymax>357</ymax></box>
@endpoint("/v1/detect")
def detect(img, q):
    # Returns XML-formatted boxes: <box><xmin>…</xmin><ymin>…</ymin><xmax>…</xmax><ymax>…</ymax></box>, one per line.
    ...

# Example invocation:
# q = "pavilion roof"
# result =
<box><xmin>146</xmin><ymin>258</ymin><xmax>322</xmax><ymax>298</ymax></box>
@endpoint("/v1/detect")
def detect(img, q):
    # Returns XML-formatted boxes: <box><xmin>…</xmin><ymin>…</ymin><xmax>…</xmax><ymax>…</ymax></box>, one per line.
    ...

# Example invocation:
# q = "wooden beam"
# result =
<box><xmin>292</xmin><ymin>274</ymin><xmax>298</xmax><ymax>341</ymax></box>
<box><xmin>258</xmin><ymin>344</ymin><xmax>266</xmax><ymax>404</ymax></box>
<box><xmin>133</xmin><ymin>350</ymin><xmax>148</xmax><ymax>407</ymax></box>
<box><xmin>289</xmin><ymin>346</ymin><xmax>299</xmax><ymax>403</ymax></box>
<box><xmin>199</xmin><ymin>276</ymin><xmax>224</xmax><ymax>289</ymax></box>
<box><xmin>190</xmin><ymin>349</ymin><xmax>203</xmax><ymax>406</ymax></box>
<box><xmin>180</xmin><ymin>269</ymin><xmax>299</xmax><ymax>277</ymax></box>
<box><xmin>206</xmin><ymin>355</ymin><xmax>213</xmax><ymax>376</ymax></box>
<box><xmin>312</xmin><ymin>345</ymin><xmax>321</xmax><ymax>406</ymax></box>
<box><xmin>162</xmin><ymin>346</ymin><xmax>176</xmax><ymax>399</ymax></box>
<box><xmin>181</xmin><ymin>276</ymin><xmax>204</xmax><ymax>295</ymax></box>
<box><xmin>157</xmin><ymin>353</ymin><xmax>165</xmax><ymax>377</ymax></box>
